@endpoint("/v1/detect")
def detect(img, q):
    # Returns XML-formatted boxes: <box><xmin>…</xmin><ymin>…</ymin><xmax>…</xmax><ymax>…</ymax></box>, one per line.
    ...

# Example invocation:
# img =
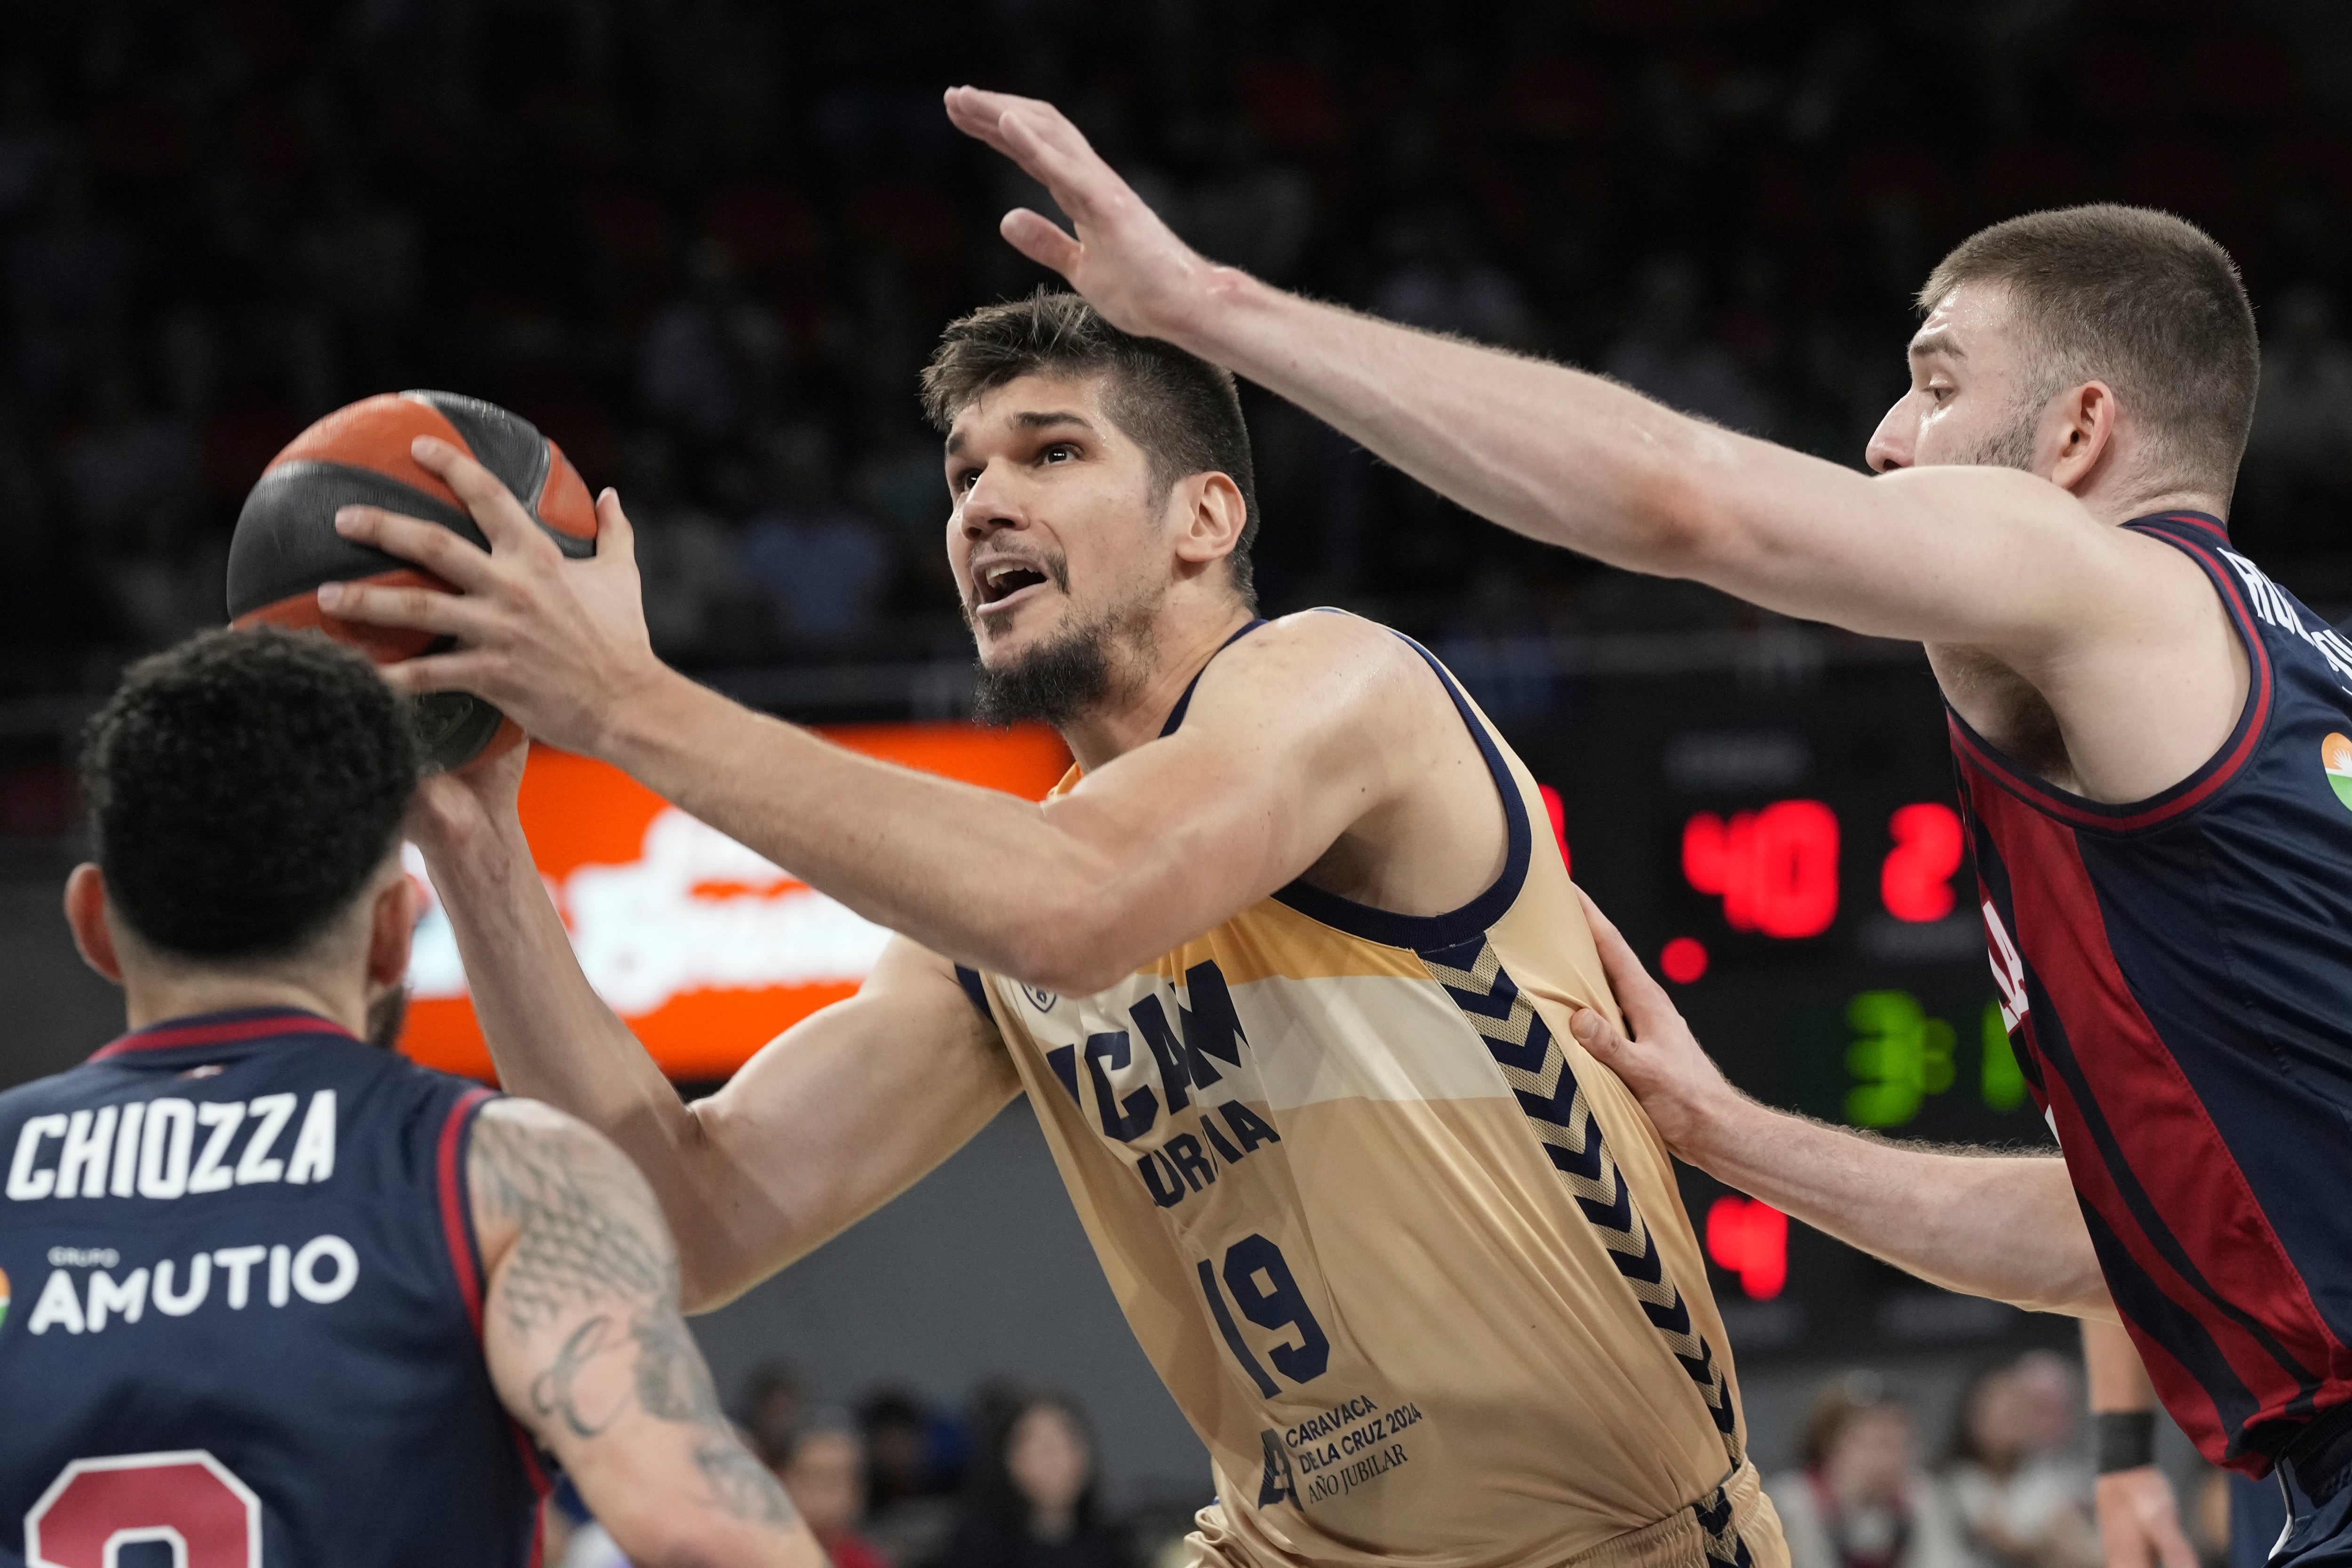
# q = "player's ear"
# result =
<box><xmin>365</xmin><ymin>863</ymin><xmax>421</xmax><ymax>990</ymax></box>
<box><xmin>2047</xmin><ymin>379</ymin><xmax>2120</xmax><ymax>494</ymax></box>
<box><xmin>1171</xmin><ymin>472</ymin><xmax>1246</xmax><ymax>570</ymax></box>
<box><xmin>64</xmin><ymin>862</ymin><xmax>125</xmax><ymax>984</ymax></box>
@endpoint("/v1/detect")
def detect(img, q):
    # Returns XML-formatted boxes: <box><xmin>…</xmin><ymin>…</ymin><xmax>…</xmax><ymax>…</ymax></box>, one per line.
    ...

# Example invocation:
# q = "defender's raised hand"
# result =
<box><xmin>943</xmin><ymin>86</ymin><xmax>1226</xmax><ymax>341</ymax></box>
<box><xmin>318</xmin><ymin>434</ymin><xmax>667</xmax><ymax>759</ymax></box>
<box><xmin>1566</xmin><ymin>888</ymin><xmax>1746</xmax><ymax>1161</ymax></box>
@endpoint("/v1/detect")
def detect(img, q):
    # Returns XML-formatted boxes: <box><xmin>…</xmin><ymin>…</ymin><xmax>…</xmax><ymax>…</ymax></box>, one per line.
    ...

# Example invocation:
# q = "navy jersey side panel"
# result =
<box><xmin>0</xmin><ymin>1010</ymin><xmax>542</xmax><ymax>1567</ymax></box>
<box><xmin>1949</xmin><ymin>511</ymin><xmax>2352</xmax><ymax>1474</ymax></box>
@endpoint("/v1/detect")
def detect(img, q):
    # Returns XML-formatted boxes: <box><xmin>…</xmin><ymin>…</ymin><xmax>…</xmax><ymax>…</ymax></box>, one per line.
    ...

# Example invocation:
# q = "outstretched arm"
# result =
<box><xmin>411</xmin><ymin>753</ymin><xmax>1023</xmax><ymax>1311</ymax></box>
<box><xmin>1565</xmin><ymin>891</ymin><xmax>2112</xmax><ymax>1320</ymax></box>
<box><xmin>470</xmin><ymin>1098</ymin><xmax>823</xmax><ymax>1568</ymax></box>
<box><xmin>356</xmin><ymin>516</ymin><xmax>1448</xmax><ymax>992</ymax></box>
<box><xmin>938</xmin><ymin>90</ymin><xmax>2245</xmax><ymax>802</ymax></box>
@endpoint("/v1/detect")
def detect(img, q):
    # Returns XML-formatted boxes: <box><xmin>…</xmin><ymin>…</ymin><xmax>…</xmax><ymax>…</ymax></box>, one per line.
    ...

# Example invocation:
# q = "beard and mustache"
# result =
<box><xmin>965</xmin><ymin>553</ymin><xmax>1156</xmax><ymax>730</ymax></box>
<box><xmin>1944</xmin><ymin>380</ymin><xmax>2054</xmax><ymax>472</ymax></box>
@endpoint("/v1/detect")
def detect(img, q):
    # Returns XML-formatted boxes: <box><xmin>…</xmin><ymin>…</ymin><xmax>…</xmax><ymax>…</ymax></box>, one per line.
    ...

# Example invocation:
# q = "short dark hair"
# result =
<box><xmin>921</xmin><ymin>290</ymin><xmax>1260</xmax><ymax>605</ymax></box>
<box><xmin>1918</xmin><ymin>204</ymin><xmax>2259</xmax><ymax>498</ymax></box>
<box><xmin>80</xmin><ymin>627</ymin><xmax>421</xmax><ymax>962</ymax></box>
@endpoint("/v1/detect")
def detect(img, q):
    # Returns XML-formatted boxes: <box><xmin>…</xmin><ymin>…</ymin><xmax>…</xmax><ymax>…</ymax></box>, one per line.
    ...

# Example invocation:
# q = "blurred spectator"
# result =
<box><xmin>1944</xmin><ymin>1356</ymin><xmax>2098</xmax><ymax>1568</ymax></box>
<box><xmin>60</xmin><ymin>369</ymin><xmax>196</xmax><ymax>548</ymax></box>
<box><xmin>1769</xmin><ymin>1371</ymin><xmax>1971</xmax><ymax>1568</ymax></box>
<box><xmin>742</xmin><ymin>1360</ymin><xmax>808</xmax><ymax>1466</ymax></box>
<box><xmin>10</xmin><ymin>165</ymin><xmax>128</xmax><ymax>415</ymax></box>
<box><xmin>1605</xmin><ymin>257</ymin><xmax>1769</xmax><ymax>436</ymax></box>
<box><xmin>638</xmin><ymin>239</ymin><xmax>785</xmax><ymax>450</ymax></box>
<box><xmin>0</xmin><ymin>0</ymin><xmax>2343</xmax><ymax>681</ymax></box>
<box><xmin>295</xmin><ymin>171</ymin><xmax>421</xmax><ymax>397</ymax></box>
<box><xmin>739</xmin><ymin>423</ymin><xmax>894</xmax><ymax>647</ymax></box>
<box><xmin>1373</xmin><ymin>210</ymin><xmax>1537</xmax><ymax>350</ymax></box>
<box><xmin>778</xmin><ymin>1411</ymin><xmax>893</xmax><ymax>1568</ymax></box>
<box><xmin>2241</xmin><ymin>284</ymin><xmax>2352</xmax><ymax>551</ymax></box>
<box><xmin>620</xmin><ymin>430</ymin><xmax>756</xmax><ymax>664</ymax></box>
<box><xmin>862</xmin><ymin>1388</ymin><xmax>964</xmax><ymax>1568</ymax></box>
<box><xmin>938</xmin><ymin>1391</ymin><xmax>1126</xmax><ymax>1568</ymax></box>
<box><xmin>0</xmin><ymin>69</ymin><xmax>67</xmax><ymax>223</ymax></box>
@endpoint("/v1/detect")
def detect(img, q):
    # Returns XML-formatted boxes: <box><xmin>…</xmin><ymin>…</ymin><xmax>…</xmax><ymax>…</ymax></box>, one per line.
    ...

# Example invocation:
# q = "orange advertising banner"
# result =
<box><xmin>400</xmin><ymin>722</ymin><xmax>1073</xmax><ymax>1082</ymax></box>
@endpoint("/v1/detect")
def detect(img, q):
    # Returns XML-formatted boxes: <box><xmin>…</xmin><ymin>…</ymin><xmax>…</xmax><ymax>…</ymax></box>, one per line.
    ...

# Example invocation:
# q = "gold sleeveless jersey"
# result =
<box><xmin>959</xmin><ymin>620</ymin><xmax>1786</xmax><ymax>1568</ymax></box>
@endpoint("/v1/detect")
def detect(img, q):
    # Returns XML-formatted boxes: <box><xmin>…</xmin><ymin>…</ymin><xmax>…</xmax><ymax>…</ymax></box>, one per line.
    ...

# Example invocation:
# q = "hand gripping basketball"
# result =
<box><xmin>228</xmin><ymin>390</ymin><xmax>640</xmax><ymax>771</ymax></box>
<box><xmin>315</xmin><ymin>437</ymin><xmax>664</xmax><ymax>764</ymax></box>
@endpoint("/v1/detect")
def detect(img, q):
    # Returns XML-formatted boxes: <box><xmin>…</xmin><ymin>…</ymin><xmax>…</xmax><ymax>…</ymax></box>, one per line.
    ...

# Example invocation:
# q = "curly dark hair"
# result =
<box><xmin>79</xmin><ymin>627</ymin><xmax>421</xmax><ymax>961</ymax></box>
<box><xmin>921</xmin><ymin>288</ymin><xmax>1260</xmax><ymax>607</ymax></box>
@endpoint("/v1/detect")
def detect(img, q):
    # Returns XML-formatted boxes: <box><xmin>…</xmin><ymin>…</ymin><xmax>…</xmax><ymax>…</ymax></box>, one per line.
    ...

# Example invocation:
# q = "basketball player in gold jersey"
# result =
<box><xmin>333</xmin><ymin>292</ymin><xmax>1788</xmax><ymax>1568</ymax></box>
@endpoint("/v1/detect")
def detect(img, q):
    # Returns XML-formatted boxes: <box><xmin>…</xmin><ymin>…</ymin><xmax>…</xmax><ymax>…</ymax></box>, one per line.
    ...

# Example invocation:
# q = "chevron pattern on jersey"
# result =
<box><xmin>1421</xmin><ymin>933</ymin><xmax>1747</xmax><ymax>1474</ymax></box>
<box><xmin>1692</xmin><ymin>1478</ymin><xmax>1757</xmax><ymax>1568</ymax></box>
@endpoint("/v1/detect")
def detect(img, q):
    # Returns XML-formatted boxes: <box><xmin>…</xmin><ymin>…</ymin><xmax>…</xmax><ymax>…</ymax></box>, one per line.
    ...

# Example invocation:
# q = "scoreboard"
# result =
<box><xmin>1502</xmin><ymin>646</ymin><xmax>2066</xmax><ymax>1361</ymax></box>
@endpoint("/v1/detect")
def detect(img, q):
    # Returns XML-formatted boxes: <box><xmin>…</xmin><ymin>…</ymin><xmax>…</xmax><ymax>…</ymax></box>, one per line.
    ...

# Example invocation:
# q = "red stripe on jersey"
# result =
<box><xmin>436</xmin><ymin>1087</ymin><xmax>496</xmax><ymax>1338</ymax></box>
<box><xmin>1970</xmin><ymin>780</ymin><xmax>2336</xmax><ymax>1419</ymax></box>
<box><xmin>2156</xmin><ymin>512</ymin><xmax>2231</xmax><ymax>541</ymax></box>
<box><xmin>91</xmin><ymin>1009</ymin><xmax>350</xmax><ymax>1060</ymax></box>
<box><xmin>436</xmin><ymin>1086</ymin><xmax>557</xmax><ymax>1542</ymax></box>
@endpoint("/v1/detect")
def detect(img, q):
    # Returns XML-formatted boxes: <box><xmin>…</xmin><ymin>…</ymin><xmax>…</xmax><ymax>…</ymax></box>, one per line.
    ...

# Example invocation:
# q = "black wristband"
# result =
<box><xmin>2095</xmin><ymin>1410</ymin><xmax>2159</xmax><ymax>1473</ymax></box>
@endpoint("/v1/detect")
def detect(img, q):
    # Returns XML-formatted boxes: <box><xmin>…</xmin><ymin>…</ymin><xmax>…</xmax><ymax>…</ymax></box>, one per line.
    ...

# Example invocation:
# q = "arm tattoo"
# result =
<box><xmin>477</xmin><ymin>1111</ymin><xmax>799</xmax><ymax>1528</ymax></box>
<box><xmin>471</xmin><ymin>1113</ymin><xmax>673</xmax><ymax>1335</ymax></box>
<box><xmin>695</xmin><ymin>1436</ymin><xmax>799</xmax><ymax>1526</ymax></box>
<box><xmin>529</xmin><ymin>1316</ymin><xmax>630</xmax><ymax>1439</ymax></box>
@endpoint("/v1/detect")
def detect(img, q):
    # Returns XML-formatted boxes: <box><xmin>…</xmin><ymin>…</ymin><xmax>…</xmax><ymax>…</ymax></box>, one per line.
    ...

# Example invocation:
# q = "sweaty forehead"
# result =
<box><xmin>1912</xmin><ymin>280</ymin><xmax>2022</xmax><ymax>361</ymax></box>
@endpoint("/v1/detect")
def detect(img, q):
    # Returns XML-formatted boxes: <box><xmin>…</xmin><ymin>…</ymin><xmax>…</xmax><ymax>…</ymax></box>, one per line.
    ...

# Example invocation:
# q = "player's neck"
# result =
<box><xmin>116</xmin><ymin>965</ymin><xmax>367</xmax><ymax>1039</ymax></box>
<box><xmin>1056</xmin><ymin>603</ymin><xmax>1258</xmax><ymax>772</ymax></box>
<box><xmin>2070</xmin><ymin>470</ymin><xmax>2229</xmax><ymax>530</ymax></box>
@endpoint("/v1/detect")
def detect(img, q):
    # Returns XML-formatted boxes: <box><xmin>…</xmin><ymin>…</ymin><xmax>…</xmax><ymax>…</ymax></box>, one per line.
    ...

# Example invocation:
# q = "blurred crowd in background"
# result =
<box><xmin>540</xmin><ymin>1351</ymin><xmax>2243</xmax><ymax>1568</ymax></box>
<box><xmin>4</xmin><ymin>0</ymin><xmax>2352</xmax><ymax>713</ymax></box>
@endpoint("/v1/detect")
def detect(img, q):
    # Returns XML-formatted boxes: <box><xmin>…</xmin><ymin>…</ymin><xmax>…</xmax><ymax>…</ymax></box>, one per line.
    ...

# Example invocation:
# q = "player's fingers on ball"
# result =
<box><xmin>378</xmin><ymin>650</ymin><xmax>493</xmax><ymax>696</ymax></box>
<box><xmin>334</xmin><ymin>507</ymin><xmax>497</xmax><ymax>587</ymax></box>
<box><xmin>316</xmin><ymin>578</ymin><xmax>482</xmax><ymax>637</ymax></box>
<box><xmin>410</xmin><ymin>436</ymin><xmax>548</xmax><ymax>554</ymax></box>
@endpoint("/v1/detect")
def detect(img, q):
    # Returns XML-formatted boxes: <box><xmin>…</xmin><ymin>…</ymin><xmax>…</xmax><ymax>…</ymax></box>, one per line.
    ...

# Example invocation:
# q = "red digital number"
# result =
<box><xmin>1880</xmin><ymin>802</ymin><xmax>1963</xmax><ymax>923</ymax></box>
<box><xmin>1705</xmin><ymin>1195</ymin><xmax>1789</xmax><ymax>1300</ymax></box>
<box><xmin>26</xmin><ymin>1451</ymin><xmax>261</xmax><ymax>1568</ymax></box>
<box><xmin>1539</xmin><ymin>783</ymin><xmax>1570</xmax><ymax>875</ymax></box>
<box><xmin>1682</xmin><ymin>799</ymin><xmax>1839</xmax><ymax>938</ymax></box>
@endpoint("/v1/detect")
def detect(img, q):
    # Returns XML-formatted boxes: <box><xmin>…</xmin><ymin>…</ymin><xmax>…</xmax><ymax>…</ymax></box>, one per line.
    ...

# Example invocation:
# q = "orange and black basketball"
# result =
<box><xmin>226</xmin><ymin>390</ymin><xmax>598</xmax><ymax>772</ymax></box>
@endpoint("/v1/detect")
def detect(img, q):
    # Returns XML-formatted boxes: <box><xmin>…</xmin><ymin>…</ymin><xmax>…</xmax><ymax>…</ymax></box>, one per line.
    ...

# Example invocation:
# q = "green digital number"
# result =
<box><xmin>1843</xmin><ymin>989</ymin><xmax>1954</xmax><ymax>1127</ymax></box>
<box><xmin>1841</xmin><ymin>992</ymin><xmax>2032</xmax><ymax>1125</ymax></box>
<box><xmin>1981</xmin><ymin>1002</ymin><xmax>2028</xmax><ymax>1111</ymax></box>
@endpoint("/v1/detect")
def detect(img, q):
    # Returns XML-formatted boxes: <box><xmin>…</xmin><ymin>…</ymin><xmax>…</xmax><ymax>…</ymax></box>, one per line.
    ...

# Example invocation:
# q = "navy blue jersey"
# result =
<box><xmin>0</xmin><ymin>1007</ymin><xmax>546</xmax><ymax>1566</ymax></box>
<box><xmin>1950</xmin><ymin>511</ymin><xmax>2352</xmax><ymax>1475</ymax></box>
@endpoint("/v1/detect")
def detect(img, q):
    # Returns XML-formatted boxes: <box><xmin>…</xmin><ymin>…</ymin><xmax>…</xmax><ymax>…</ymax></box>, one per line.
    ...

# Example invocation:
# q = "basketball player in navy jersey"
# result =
<box><xmin>923</xmin><ymin>86</ymin><xmax>2352</xmax><ymax>1568</ymax></box>
<box><xmin>0</xmin><ymin>629</ymin><xmax>816</xmax><ymax>1568</ymax></box>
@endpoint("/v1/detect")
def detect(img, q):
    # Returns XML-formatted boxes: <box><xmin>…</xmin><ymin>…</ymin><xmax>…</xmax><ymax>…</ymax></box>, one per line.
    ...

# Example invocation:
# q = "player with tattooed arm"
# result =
<box><xmin>0</xmin><ymin>629</ymin><xmax>816</xmax><ymax>1568</ymax></box>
